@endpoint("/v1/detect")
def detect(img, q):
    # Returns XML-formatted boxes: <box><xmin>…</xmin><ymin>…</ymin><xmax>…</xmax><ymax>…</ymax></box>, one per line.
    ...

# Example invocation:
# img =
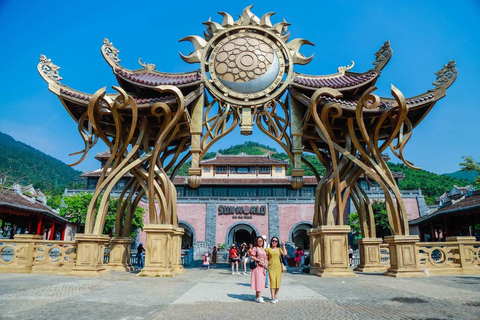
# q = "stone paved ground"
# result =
<box><xmin>0</xmin><ymin>266</ymin><xmax>479</xmax><ymax>319</ymax></box>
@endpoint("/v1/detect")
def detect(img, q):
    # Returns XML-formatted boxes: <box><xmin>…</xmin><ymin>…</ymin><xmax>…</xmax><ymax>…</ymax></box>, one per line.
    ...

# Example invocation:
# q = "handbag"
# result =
<box><xmin>249</xmin><ymin>260</ymin><xmax>257</xmax><ymax>270</ymax></box>
<box><xmin>280</xmin><ymin>250</ymin><xmax>287</xmax><ymax>272</ymax></box>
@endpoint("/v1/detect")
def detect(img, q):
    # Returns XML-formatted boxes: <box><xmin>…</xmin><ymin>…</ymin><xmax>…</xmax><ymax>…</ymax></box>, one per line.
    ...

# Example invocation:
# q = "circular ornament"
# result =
<box><xmin>202</xmin><ymin>27</ymin><xmax>293</xmax><ymax>106</ymax></box>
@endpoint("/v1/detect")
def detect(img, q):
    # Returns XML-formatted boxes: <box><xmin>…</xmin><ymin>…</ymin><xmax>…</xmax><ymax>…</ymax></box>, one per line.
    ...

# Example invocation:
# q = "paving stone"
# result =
<box><xmin>0</xmin><ymin>267</ymin><xmax>479</xmax><ymax>319</ymax></box>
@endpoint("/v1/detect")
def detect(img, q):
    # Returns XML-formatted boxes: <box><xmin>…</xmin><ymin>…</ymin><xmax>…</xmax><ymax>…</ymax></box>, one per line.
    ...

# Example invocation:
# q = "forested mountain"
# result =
<box><xmin>0</xmin><ymin>131</ymin><xmax>82</xmax><ymax>194</ymax></box>
<box><xmin>444</xmin><ymin>169</ymin><xmax>478</xmax><ymax>183</ymax></box>
<box><xmin>173</xmin><ymin>141</ymin><xmax>469</xmax><ymax>205</ymax></box>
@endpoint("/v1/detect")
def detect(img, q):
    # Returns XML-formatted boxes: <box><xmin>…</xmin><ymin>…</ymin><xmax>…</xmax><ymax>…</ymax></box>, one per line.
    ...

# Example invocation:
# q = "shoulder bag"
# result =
<box><xmin>249</xmin><ymin>248</ymin><xmax>257</xmax><ymax>270</ymax></box>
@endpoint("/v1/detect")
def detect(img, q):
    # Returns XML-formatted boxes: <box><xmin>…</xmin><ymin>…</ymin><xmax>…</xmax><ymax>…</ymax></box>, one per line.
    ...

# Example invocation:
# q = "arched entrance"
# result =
<box><xmin>178</xmin><ymin>221</ymin><xmax>195</xmax><ymax>249</ymax></box>
<box><xmin>290</xmin><ymin>221</ymin><xmax>312</xmax><ymax>249</ymax></box>
<box><xmin>226</xmin><ymin>222</ymin><xmax>259</xmax><ymax>246</ymax></box>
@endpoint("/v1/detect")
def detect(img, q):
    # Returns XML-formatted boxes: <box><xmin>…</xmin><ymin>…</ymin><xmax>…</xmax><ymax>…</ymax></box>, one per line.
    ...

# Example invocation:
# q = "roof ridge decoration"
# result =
<box><xmin>102</xmin><ymin>38</ymin><xmax>121</xmax><ymax>67</ymax></box>
<box><xmin>373</xmin><ymin>40</ymin><xmax>392</xmax><ymax>72</ymax></box>
<box><xmin>38</xmin><ymin>54</ymin><xmax>62</xmax><ymax>85</ymax></box>
<box><xmin>433</xmin><ymin>60</ymin><xmax>457</xmax><ymax>90</ymax></box>
<box><xmin>337</xmin><ymin>61</ymin><xmax>355</xmax><ymax>75</ymax></box>
<box><xmin>138</xmin><ymin>58</ymin><xmax>156</xmax><ymax>71</ymax></box>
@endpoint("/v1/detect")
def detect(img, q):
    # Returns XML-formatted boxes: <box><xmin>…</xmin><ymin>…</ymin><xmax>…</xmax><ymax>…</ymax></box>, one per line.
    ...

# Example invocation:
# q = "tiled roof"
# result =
<box><xmin>200</xmin><ymin>154</ymin><xmax>289</xmax><ymax>166</ymax></box>
<box><xmin>80</xmin><ymin>168</ymin><xmax>133</xmax><ymax>178</ymax></box>
<box><xmin>409</xmin><ymin>190</ymin><xmax>480</xmax><ymax>225</ymax></box>
<box><xmin>60</xmin><ymin>88</ymin><xmax>175</xmax><ymax>106</ymax></box>
<box><xmin>0</xmin><ymin>188</ymin><xmax>70</xmax><ymax>223</ymax></box>
<box><xmin>115</xmin><ymin>69</ymin><xmax>202</xmax><ymax>87</ymax></box>
<box><xmin>173</xmin><ymin>176</ymin><xmax>318</xmax><ymax>186</ymax></box>
<box><xmin>293</xmin><ymin>72</ymin><xmax>377</xmax><ymax>89</ymax></box>
<box><xmin>321</xmin><ymin>93</ymin><xmax>435</xmax><ymax>109</ymax></box>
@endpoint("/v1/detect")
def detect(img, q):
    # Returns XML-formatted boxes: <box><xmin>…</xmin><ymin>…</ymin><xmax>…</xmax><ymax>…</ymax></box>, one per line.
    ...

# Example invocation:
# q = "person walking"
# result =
<box><xmin>348</xmin><ymin>245</ymin><xmax>354</xmax><ymax>267</ymax></box>
<box><xmin>137</xmin><ymin>243</ymin><xmax>145</xmax><ymax>269</ymax></box>
<box><xmin>266</xmin><ymin>237</ymin><xmax>287</xmax><ymax>303</ymax></box>
<box><xmin>229</xmin><ymin>244</ymin><xmax>240</xmax><ymax>275</ymax></box>
<box><xmin>250</xmin><ymin>236</ymin><xmax>268</xmax><ymax>303</ymax></box>
<box><xmin>212</xmin><ymin>246</ymin><xmax>217</xmax><ymax>267</ymax></box>
<box><xmin>240</xmin><ymin>243</ymin><xmax>249</xmax><ymax>274</ymax></box>
<box><xmin>294</xmin><ymin>246</ymin><xmax>305</xmax><ymax>271</ymax></box>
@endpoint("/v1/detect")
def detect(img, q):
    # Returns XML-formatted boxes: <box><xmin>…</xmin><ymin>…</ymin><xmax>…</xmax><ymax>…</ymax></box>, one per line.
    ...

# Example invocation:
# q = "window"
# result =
<box><xmin>203</xmin><ymin>166</ymin><xmax>210</xmax><ymax>173</ymax></box>
<box><xmin>213</xmin><ymin>187</ymin><xmax>227</xmax><ymax>196</ymax></box>
<box><xmin>230</xmin><ymin>167</ymin><xmax>256</xmax><ymax>174</ymax></box>
<box><xmin>258</xmin><ymin>187</ymin><xmax>272</xmax><ymax>197</ymax></box>
<box><xmin>287</xmin><ymin>189</ymin><xmax>300</xmax><ymax>197</ymax></box>
<box><xmin>259</xmin><ymin>166</ymin><xmax>271</xmax><ymax>174</ymax></box>
<box><xmin>176</xmin><ymin>186</ymin><xmax>184</xmax><ymax>197</ymax></box>
<box><xmin>199</xmin><ymin>187</ymin><xmax>212</xmax><ymax>197</ymax></box>
<box><xmin>229</xmin><ymin>187</ymin><xmax>257</xmax><ymax>197</ymax></box>
<box><xmin>301</xmin><ymin>187</ymin><xmax>314</xmax><ymax>197</ymax></box>
<box><xmin>273</xmin><ymin>188</ymin><xmax>285</xmax><ymax>197</ymax></box>
<box><xmin>275</xmin><ymin>166</ymin><xmax>282</xmax><ymax>173</ymax></box>
<box><xmin>215</xmin><ymin>166</ymin><xmax>227</xmax><ymax>174</ymax></box>
<box><xmin>185</xmin><ymin>188</ymin><xmax>199</xmax><ymax>197</ymax></box>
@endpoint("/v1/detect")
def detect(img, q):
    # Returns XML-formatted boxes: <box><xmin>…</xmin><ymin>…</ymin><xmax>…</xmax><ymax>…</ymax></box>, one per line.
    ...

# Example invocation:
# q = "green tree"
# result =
<box><xmin>59</xmin><ymin>193</ymin><xmax>144</xmax><ymax>237</ymax></box>
<box><xmin>346</xmin><ymin>211</ymin><xmax>360</xmax><ymax>235</ymax></box>
<box><xmin>372</xmin><ymin>201</ymin><xmax>392</xmax><ymax>238</ymax></box>
<box><xmin>460</xmin><ymin>156</ymin><xmax>480</xmax><ymax>187</ymax></box>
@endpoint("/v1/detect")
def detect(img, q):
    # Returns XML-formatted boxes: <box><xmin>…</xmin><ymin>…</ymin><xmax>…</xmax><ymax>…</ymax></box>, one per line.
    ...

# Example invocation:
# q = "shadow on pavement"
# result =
<box><xmin>227</xmin><ymin>293</ymin><xmax>255</xmax><ymax>302</ymax></box>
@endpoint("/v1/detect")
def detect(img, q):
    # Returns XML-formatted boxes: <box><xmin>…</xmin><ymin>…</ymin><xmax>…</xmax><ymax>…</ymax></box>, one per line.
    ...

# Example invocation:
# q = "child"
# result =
<box><xmin>202</xmin><ymin>253</ymin><xmax>210</xmax><ymax>270</ymax></box>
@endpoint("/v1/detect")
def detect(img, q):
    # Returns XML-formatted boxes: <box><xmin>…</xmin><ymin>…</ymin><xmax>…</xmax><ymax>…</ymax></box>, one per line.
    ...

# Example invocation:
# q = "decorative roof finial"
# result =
<box><xmin>138</xmin><ymin>58</ymin><xmax>156</xmax><ymax>71</ymax></box>
<box><xmin>433</xmin><ymin>60</ymin><xmax>457</xmax><ymax>89</ymax></box>
<box><xmin>373</xmin><ymin>40</ymin><xmax>392</xmax><ymax>72</ymax></box>
<box><xmin>101</xmin><ymin>38</ymin><xmax>121</xmax><ymax>67</ymax></box>
<box><xmin>38</xmin><ymin>54</ymin><xmax>62</xmax><ymax>85</ymax></box>
<box><xmin>337</xmin><ymin>61</ymin><xmax>355</xmax><ymax>75</ymax></box>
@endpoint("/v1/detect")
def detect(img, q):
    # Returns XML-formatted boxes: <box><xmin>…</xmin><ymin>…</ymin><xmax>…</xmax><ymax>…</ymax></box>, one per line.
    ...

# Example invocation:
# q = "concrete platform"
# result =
<box><xmin>0</xmin><ymin>266</ymin><xmax>479</xmax><ymax>319</ymax></box>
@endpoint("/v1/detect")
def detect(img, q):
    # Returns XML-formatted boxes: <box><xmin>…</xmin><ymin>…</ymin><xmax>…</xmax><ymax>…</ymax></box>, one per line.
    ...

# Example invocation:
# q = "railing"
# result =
<box><xmin>380</xmin><ymin>244</ymin><xmax>390</xmax><ymax>266</ymax></box>
<box><xmin>416</xmin><ymin>241</ymin><xmax>480</xmax><ymax>274</ymax></box>
<box><xmin>181</xmin><ymin>247</ymin><xmax>194</xmax><ymax>266</ymax></box>
<box><xmin>0</xmin><ymin>238</ymin><xmax>77</xmax><ymax>274</ymax></box>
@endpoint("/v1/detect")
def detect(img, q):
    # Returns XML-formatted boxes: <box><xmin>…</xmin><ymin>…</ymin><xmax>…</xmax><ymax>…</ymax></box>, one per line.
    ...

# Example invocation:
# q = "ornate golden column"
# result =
<box><xmin>105</xmin><ymin>237</ymin><xmax>134</xmax><ymax>272</ymax></box>
<box><xmin>71</xmin><ymin>234</ymin><xmax>110</xmax><ymax>276</ymax></box>
<box><xmin>354</xmin><ymin>238</ymin><xmax>386</xmax><ymax>273</ymax></box>
<box><xmin>139</xmin><ymin>224</ymin><xmax>175</xmax><ymax>277</ymax></box>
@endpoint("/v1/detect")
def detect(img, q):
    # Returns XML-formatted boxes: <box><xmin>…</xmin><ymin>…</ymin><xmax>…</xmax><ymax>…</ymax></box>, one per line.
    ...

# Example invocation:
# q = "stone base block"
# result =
<box><xmin>138</xmin><ymin>224</ymin><xmax>175</xmax><ymax>277</ymax></box>
<box><xmin>310</xmin><ymin>225</ymin><xmax>356</xmax><ymax>277</ymax></box>
<box><xmin>383</xmin><ymin>235</ymin><xmax>426</xmax><ymax>278</ymax></box>
<box><xmin>354</xmin><ymin>238</ymin><xmax>387</xmax><ymax>273</ymax></box>
<box><xmin>105</xmin><ymin>237</ymin><xmax>134</xmax><ymax>272</ymax></box>
<box><xmin>70</xmin><ymin>234</ymin><xmax>110</xmax><ymax>276</ymax></box>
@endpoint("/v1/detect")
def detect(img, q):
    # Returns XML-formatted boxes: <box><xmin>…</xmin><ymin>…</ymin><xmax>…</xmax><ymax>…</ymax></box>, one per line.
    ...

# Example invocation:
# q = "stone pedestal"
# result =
<box><xmin>70</xmin><ymin>234</ymin><xmax>110</xmax><ymax>276</ymax></box>
<box><xmin>310</xmin><ymin>225</ymin><xmax>356</xmax><ymax>277</ymax></box>
<box><xmin>354</xmin><ymin>238</ymin><xmax>387</xmax><ymax>273</ymax></box>
<box><xmin>170</xmin><ymin>227</ymin><xmax>185</xmax><ymax>275</ymax></box>
<box><xmin>0</xmin><ymin>235</ymin><xmax>43</xmax><ymax>273</ymax></box>
<box><xmin>138</xmin><ymin>224</ymin><xmax>175</xmax><ymax>277</ymax></box>
<box><xmin>384</xmin><ymin>235</ymin><xmax>425</xmax><ymax>277</ymax></box>
<box><xmin>446</xmin><ymin>236</ymin><xmax>480</xmax><ymax>274</ymax></box>
<box><xmin>105</xmin><ymin>237</ymin><xmax>134</xmax><ymax>272</ymax></box>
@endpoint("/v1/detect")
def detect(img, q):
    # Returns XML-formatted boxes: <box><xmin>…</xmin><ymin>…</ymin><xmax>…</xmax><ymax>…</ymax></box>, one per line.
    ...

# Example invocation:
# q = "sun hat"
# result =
<box><xmin>261</xmin><ymin>235</ymin><xmax>267</xmax><ymax>240</ymax></box>
<box><xmin>205</xmin><ymin>253</ymin><xmax>208</xmax><ymax>257</ymax></box>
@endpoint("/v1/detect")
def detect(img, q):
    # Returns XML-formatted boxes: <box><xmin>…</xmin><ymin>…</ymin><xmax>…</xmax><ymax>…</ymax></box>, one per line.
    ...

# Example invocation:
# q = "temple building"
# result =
<box><xmin>72</xmin><ymin>151</ymin><xmax>429</xmax><ymax>249</ymax></box>
<box><xmin>0</xmin><ymin>185</ymin><xmax>76</xmax><ymax>240</ymax></box>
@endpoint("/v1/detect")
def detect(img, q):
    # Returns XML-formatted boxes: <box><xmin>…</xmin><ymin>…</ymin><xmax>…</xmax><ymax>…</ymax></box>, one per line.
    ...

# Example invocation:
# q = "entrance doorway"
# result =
<box><xmin>179</xmin><ymin>222</ymin><xmax>195</xmax><ymax>249</ymax></box>
<box><xmin>227</xmin><ymin>223</ymin><xmax>258</xmax><ymax>246</ymax></box>
<box><xmin>291</xmin><ymin>223</ymin><xmax>312</xmax><ymax>249</ymax></box>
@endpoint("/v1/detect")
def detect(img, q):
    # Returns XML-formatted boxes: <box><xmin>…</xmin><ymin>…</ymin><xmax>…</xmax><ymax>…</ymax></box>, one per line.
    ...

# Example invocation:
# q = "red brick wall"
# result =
<box><xmin>137</xmin><ymin>201</ymin><xmax>207</xmax><ymax>244</ymax></box>
<box><xmin>177</xmin><ymin>203</ymin><xmax>207</xmax><ymax>242</ymax></box>
<box><xmin>278</xmin><ymin>204</ymin><xmax>314</xmax><ymax>242</ymax></box>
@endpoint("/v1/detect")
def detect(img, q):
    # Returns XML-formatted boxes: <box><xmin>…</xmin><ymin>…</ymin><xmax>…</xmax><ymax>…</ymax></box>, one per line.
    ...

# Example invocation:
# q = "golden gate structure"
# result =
<box><xmin>36</xmin><ymin>6</ymin><xmax>466</xmax><ymax>277</ymax></box>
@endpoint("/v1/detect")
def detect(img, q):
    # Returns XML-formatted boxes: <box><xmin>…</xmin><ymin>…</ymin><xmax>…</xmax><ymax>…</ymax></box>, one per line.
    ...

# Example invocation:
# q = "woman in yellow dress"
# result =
<box><xmin>266</xmin><ymin>236</ymin><xmax>287</xmax><ymax>303</ymax></box>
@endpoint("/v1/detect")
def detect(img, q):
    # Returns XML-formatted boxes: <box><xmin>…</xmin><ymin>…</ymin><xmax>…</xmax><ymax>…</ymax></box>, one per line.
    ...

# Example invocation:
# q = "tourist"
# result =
<box><xmin>137</xmin><ymin>243</ymin><xmax>145</xmax><ymax>269</ymax></box>
<box><xmin>229</xmin><ymin>244</ymin><xmax>240</xmax><ymax>275</ymax></box>
<box><xmin>294</xmin><ymin>246</ymin><xmax>305</xmax><ymax>271</ymax></box>
<box><xmin>240</xmin><ymin>243</ymin><xmax>249</xmax><ymax>274</ymax></box>
<box><xmin>266</xmin><ymin>237</ymin><xmax>287</xmax><ymax>303</ymax></box>
<box><xmin>250</xmin><ymin>236</ymin><xmax>268</xmax><ymax>303</ymax></box>
<box><xmin>202</xmin><ymin>253</ymin><xmax>210</xmax><ymax>270</ymax></box>
<box><xmin>348</xmin><ymin>245</ymin><xmax>354</xmax><ymax>267</ymax></box>
<box><xmin>212</xmin><ymin>246</ymin><xmax>217</xmax><ymax>267</ymax></box>
<box><xmin>261</xmin><ymin>235</ymin><xmax>269</xmax><ymax>287</ymax></box>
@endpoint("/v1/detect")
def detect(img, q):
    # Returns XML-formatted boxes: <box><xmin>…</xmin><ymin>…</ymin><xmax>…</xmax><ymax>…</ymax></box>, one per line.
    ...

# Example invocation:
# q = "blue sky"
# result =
<box><xmin>0</xmin><ymin>0</ymin><xmax>479</xmax><ymax>174</ymax></box>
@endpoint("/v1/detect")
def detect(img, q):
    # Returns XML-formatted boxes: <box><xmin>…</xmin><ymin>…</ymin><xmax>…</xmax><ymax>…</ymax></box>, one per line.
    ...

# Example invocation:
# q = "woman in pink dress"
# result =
<box><xmin>294</xmin><ymin>246</ymin><xmax>304</xmax><ymax>271</ymax></box>
<box><xmin>250</xmin><ymin>236</ymin><xmax>268</xmax><ymax>303</ymax></box>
